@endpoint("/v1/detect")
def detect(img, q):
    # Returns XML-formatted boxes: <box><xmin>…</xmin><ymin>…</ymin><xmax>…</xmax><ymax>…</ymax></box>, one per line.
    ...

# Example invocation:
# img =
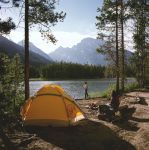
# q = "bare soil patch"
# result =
<box><xmin>1</xmin><ymin>91</ymin><xmax>149</xmax><ymax>150</ymax></box>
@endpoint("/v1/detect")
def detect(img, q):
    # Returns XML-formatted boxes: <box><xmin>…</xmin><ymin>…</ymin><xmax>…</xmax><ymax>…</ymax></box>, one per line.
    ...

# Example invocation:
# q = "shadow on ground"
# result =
<box><xmin>131</xmin><ymin>117</ymin><xmax>149</xmax><ymax>123</ymax></box>
<box><xmin>112</xmin><ymin>107</ymin><xmax>140</xmax><ymax>131</ymax></box>
<box><xmin>26</xmin><ymin>119</ymin><xmax>136</xmax><ymax>150</ymax></box>
<box><xmin>0</xmin><ymin>128</ymin><xmax>17</xmax><ymax>150</ymax></box>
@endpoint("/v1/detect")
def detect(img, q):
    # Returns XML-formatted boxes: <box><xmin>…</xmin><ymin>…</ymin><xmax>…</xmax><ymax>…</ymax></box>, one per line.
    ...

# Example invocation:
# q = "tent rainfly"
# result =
<box><xmin>21</xmin><ymin>84</ymin><xmax>86</xmax><ymax>127</ymax></box>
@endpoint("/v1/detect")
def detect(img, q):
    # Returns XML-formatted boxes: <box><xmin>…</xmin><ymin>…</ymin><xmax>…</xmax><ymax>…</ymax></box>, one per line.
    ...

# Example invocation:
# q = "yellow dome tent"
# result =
<box><xmin>21</xmin><ymin>84</ymin><xmax>86</xmax><ymax>127</ymax></box>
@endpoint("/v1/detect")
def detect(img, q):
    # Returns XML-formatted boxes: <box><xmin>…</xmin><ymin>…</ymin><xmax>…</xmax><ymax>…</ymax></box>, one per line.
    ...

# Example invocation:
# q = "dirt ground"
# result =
<box><xmin>1</xmin><ymin>91</ymin><xmax>149</xmax><ymax>150</ymax></box>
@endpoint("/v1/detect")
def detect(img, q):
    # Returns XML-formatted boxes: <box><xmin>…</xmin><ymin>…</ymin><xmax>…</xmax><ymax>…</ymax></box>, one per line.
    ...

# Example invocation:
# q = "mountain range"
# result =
<box><xmin>0</xmin><ymin>36</ymin><xmax>52</xmax><ymax>65</ymax></box>
<box><xmin>49</xmin><ymin>38</ymin><xmax>107</xmax><ymax>65</ymax></box>
<box><xmin>18</xmin><ymin>40</ymin><xmax>52</xmax><ymax>61</ymax></box>
<box><xmin>0</xmin><ymin>36</ymin><xmax>133</xmax><ymax>66</ymax></box>
<box><xmin>49</xmin><ymin>37</ymin><xmax>133</xmax><ymax>65</ymax></box>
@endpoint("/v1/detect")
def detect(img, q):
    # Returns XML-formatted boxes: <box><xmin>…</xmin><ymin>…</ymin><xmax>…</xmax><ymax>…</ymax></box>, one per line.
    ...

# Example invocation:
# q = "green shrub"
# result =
<box><xmin>124</xmin><ymin>82</ymin><xmax>139</xmax><ymax>93</ymax></box>
<box><xmin>101</xmin><ymin>84</ymin><xmax>116</xmax><ymax>99</ymax></box>
<box><xmin>0</xmin><ymin>53</ymin><xmax>24</xmax><ymax>118</ymax></box>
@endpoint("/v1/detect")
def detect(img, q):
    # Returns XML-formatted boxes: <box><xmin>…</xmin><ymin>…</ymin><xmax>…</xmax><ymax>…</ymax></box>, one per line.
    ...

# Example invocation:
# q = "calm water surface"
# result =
<box><xmin>30</xmin><ymin>78</ymin><xmax>135</xmax><ymax>99</ymax></box>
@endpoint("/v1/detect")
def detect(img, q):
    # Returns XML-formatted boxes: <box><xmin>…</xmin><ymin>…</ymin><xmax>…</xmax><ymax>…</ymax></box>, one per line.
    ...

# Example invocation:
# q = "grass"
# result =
<box><xmin>124</xmin><ymin>82</ymin><xmax>139</xmax><ymax>93</ymax></box>
<box><xmin>89</xmin><ymin>92</ymin><xmax>101</xmax><ymax>98</ymax></box>
<box><xmin>89</xmin><ymin>82</ymin><xmax>139</xmax><ymax>99</ymax></box>
<box><xmin>88</xmin><ymin>84</ymin><xmax>115</xmax><ymax>99</ymax></box>
<box><xmin>100</xmin><ymin>84</ymin><xmax>116</xmax><ymax>99</ymax></box>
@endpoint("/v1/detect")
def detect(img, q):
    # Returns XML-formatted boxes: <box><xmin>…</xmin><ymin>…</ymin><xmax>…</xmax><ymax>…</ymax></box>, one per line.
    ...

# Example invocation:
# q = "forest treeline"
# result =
<box><xmin>30</xmin><ymin>62</ymin><xmax>105</xmax><ymax>79</ymax></box>
<box><xmin>0</xmin><ymin>51</ymin><xmax>134</xmax><ymax>80</ymax></box>
<box><xmin>29</xmin><ymin>61</ymin><xmax>134</xmax><ymax>79</ymax></box>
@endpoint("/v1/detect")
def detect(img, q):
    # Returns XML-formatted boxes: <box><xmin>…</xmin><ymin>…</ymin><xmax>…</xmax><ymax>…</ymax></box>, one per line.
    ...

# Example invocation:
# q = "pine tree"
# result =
<box><xmin>0</xmin><ymin>53</ymin><xmax>24</xmax><ymax>117</ymax></box>
<box><xmin>0</xmin><ymin>18</ymin><xmax>16</xmax><ymax>35</ymax></box>
<box><xmin>23</xmin><ymin>0</ymin><xmax>66</xmax><ymax>99</ymax></box>
<box><xmin>96</xmin><ymin>0</ymin><xmax>131</xmax><ymax>93</ymax></box>
<box><xmin>128</xmin><ymin>0</ymin><xmax>149</xmax><ymax>88</ymax></box>
<box><xmin>96</xmin><ymin>0</ymin><xmax>120</xmax><ymax>93</ymax></box>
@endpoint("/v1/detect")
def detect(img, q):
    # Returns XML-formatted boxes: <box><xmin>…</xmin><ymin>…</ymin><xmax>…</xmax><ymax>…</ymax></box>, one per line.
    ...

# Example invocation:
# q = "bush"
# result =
<box><xmin>101</xmin><ymin>84</ymin><xmax>116</xmax><ymax>99</ymax></box>
<box><xmin>0</xmin><ymin>53</ymin><xmax>24</xmax><ymax>120</ymax></box>
<box><xmin>124</xmin><ymin>82</ymin><xmax>139</xmax><ymax>93</ymax></box>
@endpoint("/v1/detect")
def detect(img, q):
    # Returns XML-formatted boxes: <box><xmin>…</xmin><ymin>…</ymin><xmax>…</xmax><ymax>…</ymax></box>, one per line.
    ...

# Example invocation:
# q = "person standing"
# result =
<box><xmin>83</xmin><ymin>81</ymin><xmax>88</xmax><ymax>99</ymax></box>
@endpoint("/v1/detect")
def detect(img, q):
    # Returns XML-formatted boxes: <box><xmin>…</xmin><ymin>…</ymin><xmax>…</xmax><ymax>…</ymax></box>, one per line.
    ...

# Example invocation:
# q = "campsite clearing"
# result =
<box><xmin>1</xmin><ymin>91</ymin><xmax>149</xmax><ymax>150</ymax></box>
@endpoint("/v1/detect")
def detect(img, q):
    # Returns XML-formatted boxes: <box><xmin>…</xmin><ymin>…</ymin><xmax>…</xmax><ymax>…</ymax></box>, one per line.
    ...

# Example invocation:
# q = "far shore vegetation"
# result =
<box><xmin>29</xmin><ymin>61</ymin><xmax>135</xmax><ymax>80</ymax></box>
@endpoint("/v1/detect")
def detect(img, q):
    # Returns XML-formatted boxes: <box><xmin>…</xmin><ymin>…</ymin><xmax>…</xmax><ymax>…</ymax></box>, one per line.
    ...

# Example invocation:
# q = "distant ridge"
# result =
<box><xmin>49</xmin><ymin>37</ymin><xmax>106</xmax><ymax>65</ymax></box>
<box><xmin>49</xmin><ymin>37</ymin><xmax>133</xmax><ymax>66</ymax></box>
<box><xmin>0</xmin><ymin>36</ymin><xmax>52</xmax><ymax>65</ymax></box>
<box><xmin>18</xmin><ymin>40</ymin><xmax>53</xmax><ymax>61</ymax></box>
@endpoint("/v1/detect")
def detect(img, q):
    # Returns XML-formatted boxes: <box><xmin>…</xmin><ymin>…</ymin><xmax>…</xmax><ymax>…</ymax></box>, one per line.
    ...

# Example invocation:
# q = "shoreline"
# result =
<box><xmin>29</xmin><ymin>77</ymin><xmax>135</xmax><ymax>82</ymax></box>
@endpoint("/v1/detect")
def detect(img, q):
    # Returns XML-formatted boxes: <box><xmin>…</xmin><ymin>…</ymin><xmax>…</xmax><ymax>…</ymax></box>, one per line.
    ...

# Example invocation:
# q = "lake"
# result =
<box><xmin>30</xmin><ymin>78</ymin><xmax>135</xmax><ymax>99</ymax></box>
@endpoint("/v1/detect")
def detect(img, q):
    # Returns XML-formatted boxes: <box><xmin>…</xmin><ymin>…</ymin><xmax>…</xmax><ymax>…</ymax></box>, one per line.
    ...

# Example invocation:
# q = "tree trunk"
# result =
<box><xmin>116</xmin><ymin>0</ymin><xmax>119</xmax><ymax>93</ymax></box>
<box><xmin>25</xmin><ymin>0</ymin><xmax>29</xmax><ymax>100</ymax></box>
<box><xmin>120</xmin><ymin>0</ymin><xmax>125</xmax><ymax>92</ymax></box>
<box><xmin>139</xmin><ymin>0</ymin><xmax>146</xmax><ymax>88</ymax></box>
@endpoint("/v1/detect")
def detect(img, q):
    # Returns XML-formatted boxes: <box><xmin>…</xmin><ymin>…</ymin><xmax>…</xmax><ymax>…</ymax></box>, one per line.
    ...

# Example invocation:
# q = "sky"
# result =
<box><xmin>0</xmin><ymin>0</ymin><xmax>103</xmax><ymax>54</ymax></box>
